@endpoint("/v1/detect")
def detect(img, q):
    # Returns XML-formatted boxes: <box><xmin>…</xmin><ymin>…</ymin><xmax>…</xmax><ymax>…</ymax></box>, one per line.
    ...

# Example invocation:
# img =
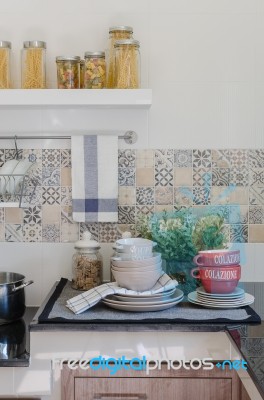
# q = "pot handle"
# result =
<box><xmin>12</xmin><ymin>280</ymin><xmax>34</xmax><ymax>292</ymax></box>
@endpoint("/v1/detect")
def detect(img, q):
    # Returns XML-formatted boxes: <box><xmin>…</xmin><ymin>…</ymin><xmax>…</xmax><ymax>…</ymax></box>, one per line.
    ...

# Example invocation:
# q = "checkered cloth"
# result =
<box><xmin>66</xmin><ymin>273</ymin><xmax>178</xmax><ymax>314</ymax></box>
<box><xmin>71</xmin><ymin>135</ymin><xmax>118</xmax><ymax>222</ymax></box>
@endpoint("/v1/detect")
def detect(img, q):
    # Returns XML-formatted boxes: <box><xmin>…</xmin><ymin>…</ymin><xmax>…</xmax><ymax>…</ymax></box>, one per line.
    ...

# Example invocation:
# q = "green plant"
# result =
<box><xmin>192</xmin><ymin>214</ymin><xmax>228</xmax><ymax>251</ymax></box>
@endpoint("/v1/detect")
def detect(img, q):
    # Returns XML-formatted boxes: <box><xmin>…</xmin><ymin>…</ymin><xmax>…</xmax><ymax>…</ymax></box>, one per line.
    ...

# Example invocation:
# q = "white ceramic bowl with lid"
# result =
<box><xmin>113</xmin><ymin>237</ymin><xmax>157</xmax><ymax>259</ymax></box>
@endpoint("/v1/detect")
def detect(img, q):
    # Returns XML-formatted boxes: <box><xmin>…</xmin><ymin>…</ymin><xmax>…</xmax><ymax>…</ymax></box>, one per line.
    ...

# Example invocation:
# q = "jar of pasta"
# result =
<box><xmin>0</xmin><ymin>41</ymin><xmax>11</xmax><ymax>89</ymax></box>
<box><xmin>106</xmin><ymin>26</ymin><xmax>133</xmax><ymax>88</ymax></box>
<box><xmin>84</xmin><ymin>51</ymin><xmax>106</xmax><ymax>89</ymax></box>
<box><xmin>22</xmin><ymin>40</ymin><xmax>46</xmax><ymax>89</ymax></box>
<box><xmin>80</xmin><ymin>60</ymin><xmax>85</xmax><ymax>89</ymax></box>
<box><xmin>56</xmin><ymin>56</ymin><xmax>80</xmax><ymax>89</ymax></box>
<box><xmin>114</xmin><ymin>39</ymin><xmax>140</xmax><ymax>89</ymax></box>
<box><xmin>72</xmin><ymin>231</ymin><xmax>103</xmax><ymax>291</ymax></box>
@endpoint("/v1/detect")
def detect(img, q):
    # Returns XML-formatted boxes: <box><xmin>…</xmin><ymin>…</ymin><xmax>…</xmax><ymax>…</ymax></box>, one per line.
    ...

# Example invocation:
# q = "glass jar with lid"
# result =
<box><xmin>56</xmin><ymin>56</ymin><xmax>80</xmax><ymax>89</ymax></box>
<box><xmin>22</xmin><ymin>40</ymin><xmax>46</xmax><ymax>89</ymax></box>
<box><xmin>84</xmin><ymin>51</ymin><xmax>106</xmax><ymax>89</ymax></box>
<box><xmin>114</xmin><ymin>39</ymin><xmax>140</xmax><ymax>89</ymax></box>
<box><xmin>80</xmin><ymin>60</ymin><xmax>85</xmax><ymax>89</ymax></box>
<box><xmin>0</xmin><ymin>41</ymin><xmax>11</xmax><ymax>89</ymax></box>
<box><xmin>72</xmin><ymin>231</ymin><xmax>103</xmax><ymax>290</ymax></box>
<box><xmin>106</xmin><ymin>26</ymin><xmax>133</xmax><ymax>88</ymax></box>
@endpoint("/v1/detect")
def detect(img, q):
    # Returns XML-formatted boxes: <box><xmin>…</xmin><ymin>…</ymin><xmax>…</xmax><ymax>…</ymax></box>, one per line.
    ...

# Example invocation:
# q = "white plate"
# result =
<box><xmin>196</xmin><ymin>287</ymin><xmax>245</xmax><ymax>298</ymax></box>
<box><xmin>114</xmin><ymin>288</ymin><xmax>176</xmax><ymax>299</ymax></box>
<box><xmin>103</xmin><ymin>295</ymin><xmax>184</xmax><ymax>312</ymax></box>
<box><xmin>196</xmin><ymin>296</ymin><xmax>247</xmax><ymax>305</ymax></box>
<box><xmin>188</xmin><ymin>291</ymin><xmax>254</xmax><ymax>309</ymax></box>
<box><xmin>106</xmin><ymin>289</ymin><xmax>183</xmax><ymax>306</ymax></box>
<box><xmin>113</xmin><ymin>288</ymin><xmax>176</xmax><ymax>301</ymax></box>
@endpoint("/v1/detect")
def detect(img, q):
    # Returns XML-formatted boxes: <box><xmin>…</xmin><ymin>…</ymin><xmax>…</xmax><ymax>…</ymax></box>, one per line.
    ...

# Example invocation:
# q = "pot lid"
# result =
<box><xmin>74</xmin><ymin>231</ymin><xmax>100</xmax><ymax>250</ymax></box>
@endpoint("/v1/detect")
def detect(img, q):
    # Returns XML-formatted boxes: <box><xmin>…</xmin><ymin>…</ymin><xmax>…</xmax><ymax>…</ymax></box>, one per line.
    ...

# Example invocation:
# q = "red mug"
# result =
<box><xmin>193</xmin><ymin>249</ymin><xmax>240</xmax><ymax>267</ymax></box>
<box><xmin>191</xmin><ymin>265</ymin><xmax>241</xmax><ymax>294</ymax></box>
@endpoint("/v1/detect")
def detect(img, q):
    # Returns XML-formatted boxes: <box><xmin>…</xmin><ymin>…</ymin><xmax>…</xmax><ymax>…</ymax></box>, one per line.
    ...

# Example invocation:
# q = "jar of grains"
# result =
<box><xmin>56</xmin><ymin>56</ymin><xmax>80</xmax><ymax>89</ymax></box>
<box><xmin>84</xmin><ymin>51</ymin><xmax>106</xmax><ymax>89</ymax></box>
<box><xmin>72</xmin><ymin>231</ymin><xmax>103</xmax><ymax>291</ymax></box>
<box><xmin>22</xmin><ymin>40</ymin><xmax>46</xmax><ymax>89</ymax></box>
<box><xmin>114</xmin><ymin>39</ymin><xmax>140</xmax><ymax>89</ymax></box>
<box><xmin>80</xmin><ymin>59</ymin><xmax>85</xmax><ymax>89</ymax></box>
<box><xmin>106</xmin><ymin>25</ymin><xmax>133</xmax><ymax>88</ymax></box>
<box><xmin>0</xmin><ymin>41</ymin><xmax>11</xmax><ymax>89</ymax></box>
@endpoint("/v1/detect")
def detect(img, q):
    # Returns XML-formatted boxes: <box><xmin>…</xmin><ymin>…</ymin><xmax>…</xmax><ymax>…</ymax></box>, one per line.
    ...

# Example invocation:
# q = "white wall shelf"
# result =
<box><xmin>0</xmin><ymin>89</ymin><xmax>152</xmax><ymax>109</ymax></box>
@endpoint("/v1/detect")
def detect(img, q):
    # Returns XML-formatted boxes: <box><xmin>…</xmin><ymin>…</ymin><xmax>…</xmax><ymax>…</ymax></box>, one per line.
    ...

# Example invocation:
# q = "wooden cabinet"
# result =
<box><xmin>62</xmin><ymin>364</ymin><xmax>241</xmax><ymax>400</ymax></box>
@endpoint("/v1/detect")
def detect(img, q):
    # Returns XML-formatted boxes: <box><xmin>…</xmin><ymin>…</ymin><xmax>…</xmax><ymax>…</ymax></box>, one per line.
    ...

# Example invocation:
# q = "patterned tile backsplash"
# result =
<box><xmin>0</xmin><ymin>147</ymin><xmax>264</xmax><ymax>243</ymax></box>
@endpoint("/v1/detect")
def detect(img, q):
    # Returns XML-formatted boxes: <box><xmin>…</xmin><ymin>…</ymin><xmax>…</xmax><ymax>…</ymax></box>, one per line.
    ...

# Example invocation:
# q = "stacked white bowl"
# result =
<box><xmin>111</xmin><ymin>238</ymin><xmax>163</xmax><ymax>291</ymax></box>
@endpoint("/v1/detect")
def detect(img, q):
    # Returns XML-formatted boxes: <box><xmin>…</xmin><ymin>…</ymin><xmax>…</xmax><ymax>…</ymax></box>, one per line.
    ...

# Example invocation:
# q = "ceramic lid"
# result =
<box><xmin>74</xmin><ymin>231</ymin><xmax>100</xmax><ymax>250</ymax></box>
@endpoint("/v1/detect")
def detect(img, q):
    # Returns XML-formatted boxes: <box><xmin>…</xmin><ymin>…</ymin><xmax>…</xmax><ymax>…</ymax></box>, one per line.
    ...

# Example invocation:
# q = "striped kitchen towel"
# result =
<box><xmin>71</xmin><ymin>135</ymin><xmax>118</xmax><ymax>222</ymax></box>
<box><xmin>66</xmin><ymin>273</ymin><xmax>178</xmax><ymax>314</ymax></box>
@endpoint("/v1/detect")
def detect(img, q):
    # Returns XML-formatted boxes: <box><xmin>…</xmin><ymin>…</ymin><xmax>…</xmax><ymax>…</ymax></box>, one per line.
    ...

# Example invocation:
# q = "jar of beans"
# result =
<box><xmin>0</xmin><ymin>41</ymin><xmax>11</xmax><ymax>89</ymax></box>
<box><xmin>106</xmin><ymin>26</ymin><xmax>133</xmax><ymax>88</ymax></box>
<box><xmin>84</xmin><ymin>51</ymin><xmax>106</xmax><ymax>89</ymax></box>
<box><xmin>56</xmin><ymin>56</ymin><xmax>80</xmax><ymax>89</ymax></box>
<box><xmin>72</xmin><ymin>231</ymin><xmax>103</xmax><ymax>291</ymax></box>
<box><xmin>22</xmin><ymin>40</ymin><xmax>46</xmax><ymax>89</ymax></box>
<box><xmin>114</xmin><ymin>39</ymin><xmax>140</xmax><ymax>89</ymax></box>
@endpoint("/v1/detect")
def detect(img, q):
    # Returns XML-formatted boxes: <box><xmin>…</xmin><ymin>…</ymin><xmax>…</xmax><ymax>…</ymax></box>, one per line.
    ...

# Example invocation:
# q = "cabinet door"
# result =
<box><xmin>74</xmin><ymin>377</ymin><xmax>232</xmax><ymax>400</ymax></box>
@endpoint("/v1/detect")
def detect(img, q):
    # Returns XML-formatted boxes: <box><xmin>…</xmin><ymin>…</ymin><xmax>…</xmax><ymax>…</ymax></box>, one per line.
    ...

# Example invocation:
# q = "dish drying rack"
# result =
<box><xmin>0</xmin><ymin>173</ymin><xmax>37</xmax><ymax>208</ymax></box>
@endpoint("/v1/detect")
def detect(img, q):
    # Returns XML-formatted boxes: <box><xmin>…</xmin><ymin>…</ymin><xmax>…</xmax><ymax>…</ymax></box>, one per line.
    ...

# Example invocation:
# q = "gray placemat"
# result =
<box><xmin>45</xmin><ymin>281</ymin><xmax>252</xmax><ymax>322</ymax></box>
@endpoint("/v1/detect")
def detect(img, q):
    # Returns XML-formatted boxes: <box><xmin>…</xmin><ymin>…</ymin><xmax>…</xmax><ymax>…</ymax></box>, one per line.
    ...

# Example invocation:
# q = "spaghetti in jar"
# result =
<box><xmin>106</xmin><ymin>26</ymin><xmax>133</xmax><ymax>88</ymax></box>
<box><xmin>22</xmin><ymin>40</ymin><xmax>46</xmax><ymax>89</ymax></box>
<box><xmin>0</xmin><ymin>41</ymin><xmax>11</xmax><ymax>89</ymax></box>
<box><xmin>114</xmin><ymin>39</ymin><xmax>140</xmax><ymax>89</ymax></box>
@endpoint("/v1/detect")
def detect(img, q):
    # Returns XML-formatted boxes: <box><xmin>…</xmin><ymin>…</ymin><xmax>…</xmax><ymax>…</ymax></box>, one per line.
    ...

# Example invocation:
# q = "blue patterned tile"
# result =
<box><xmin>23</xmin><ymin>206</ymin><xmax>42</xmax><ymax>224</ymax></box>
<box><xmin>212</xmin><ymin>168</ymin><xmax>230</xmax><ymax>186</ymax></box>
<box><xmin>229</xmin><ymin>149</ymin><xmax>248</xmax><ymax>168</ymax></box>
<box><xmin>212</xmin><ymin>150</ymin><xmax>230</xmax><ymax>168</ymax></box>
<box><xmin>42</xmin><ymin>224</ymin><xmax>60</xmax><ymax>243</ymax></box>
<box><xmin>118</xmin><ymin>149</ymin><xmax>135</xmax><ymax>167</ymax></box>
<box><xmin>249</xmin><ymin>187</ymin><xmax>264</xmax><ymax>205</ymax></box>
<box><xmin>249</xmin><ymin>206</ymin><xmax>264</xmax><ymax>224</ymax></box>
<box><xmin>193</xmin><ymin>149</ymin><xmax>211</xmax><ymax>168</ymax></box>
<box><xmin>42</xmin><ymin>167</ymin><xmax>60</xmax><ymax>186</ymax></box>
<box><xmin>155</xmin><ymin>186</ymin><xmax>173</xmax><ymax>205</ymax></box>
<box><xmin>118</xmin><ymin>206</ymin><xmax>135</xmax><ymax>224</ymax></box>
<box><xmin>136</xmin><ymin>187</ymin><xmax>154</xmax><ymax>205</ymax></box>
<box><xmin>80</xmin><ymin>223</ymin><xmax>98</xmax><ymax>241</ymax></box>
<box><xmin>249</xmin><ymin>168</ymin><xmax>264</xmax><ymax>187</ymax></box>
<box><xmin>230</xmin><ymin>168</ymin><xmax>249</xmax><ymax>186</ymax></box>
<box><xmin>61</xmin><ymin>149</ymin><xmax>71</xmax><ymax>168</ymax></box>
<box><xmin>193</xmin><ymin>187</ymin><xmax>211</xmax><ymax>205</ymax></box>
<box><xmin>5</xmin><ymin>224</ymin><xmax>23</xmax><ymax>242</ymax></box>
<box><xmin>174</xmin><ymin>150</ymin><xmax>192</xmax><ymax>167</ymax></box>
<box><xmin>118</xmin><ymin>167</ymin><xmax>135</xmax><ymax>186</ymax></box>
<box><xmin>230</xmin><ymin>224</ymin><xmax>248</xmax><ymax>243</ymax></box>
<box><xmin>249</xmin><ymin>149</ymin><xmax>264</xmax><ymax>168</ymax></box>
<box><xmin>42</xmin><ymin>149</ymin><xmax>60</xmax><ymax>167</ymax></box>
<box><xmin>23</xmin><ymin>224</ymin><xmax>42</xmax><ymax>242</ymax></box>
<box><xmin>193</xmin><ymin>168</ymin><xmax>212</xmax><ymax>187</ymax></box>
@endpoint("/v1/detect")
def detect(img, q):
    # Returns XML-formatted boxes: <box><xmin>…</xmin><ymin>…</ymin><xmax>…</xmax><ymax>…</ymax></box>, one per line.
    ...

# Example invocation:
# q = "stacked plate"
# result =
<box><xmin>188</xmin><ymin>287</ymin><xmax>255</xmax><ymax>309</ymax></box>
<box><xmin>103</xmin><ymin>288</ymin><xmax>184</xmax><ymax>312</ymax></box>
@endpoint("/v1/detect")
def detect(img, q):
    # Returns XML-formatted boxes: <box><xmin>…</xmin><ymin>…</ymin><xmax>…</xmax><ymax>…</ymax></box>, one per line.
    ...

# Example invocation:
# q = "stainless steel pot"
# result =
<box><xmin>0</xmin><ymin>272</ymin><xmax>33</xmax><ymax>325</ymax></box>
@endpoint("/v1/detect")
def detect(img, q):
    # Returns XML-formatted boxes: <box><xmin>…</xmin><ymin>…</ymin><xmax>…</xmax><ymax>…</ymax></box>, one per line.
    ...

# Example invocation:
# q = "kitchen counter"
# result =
<box><xmin>1</xmin><ymin>283</ymin><xmax>263</xmax><ymax>398</ymax></box>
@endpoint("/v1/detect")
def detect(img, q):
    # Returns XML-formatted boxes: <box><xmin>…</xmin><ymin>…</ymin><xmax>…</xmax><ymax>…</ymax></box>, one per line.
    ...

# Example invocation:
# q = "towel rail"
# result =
<box><xmin>0</xmin><ymin>130</ymin><xmax>137</xmax><ymax>144</ymax></box>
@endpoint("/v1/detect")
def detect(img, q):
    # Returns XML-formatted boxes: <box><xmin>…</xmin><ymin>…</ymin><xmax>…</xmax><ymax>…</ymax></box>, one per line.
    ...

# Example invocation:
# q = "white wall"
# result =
<box><xmin>0</xmin><ymin>0</ymin><xmax>263</xmax><ymax>304</ymax></box>
<box><xmin>0</xmin><ymin>0</ymin><xmax>263</xmax><ymax>149</ymax></box>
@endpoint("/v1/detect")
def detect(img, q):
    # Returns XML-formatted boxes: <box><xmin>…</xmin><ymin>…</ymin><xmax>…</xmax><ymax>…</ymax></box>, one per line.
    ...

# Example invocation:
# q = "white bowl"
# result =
<box><xmin>111</xmin><ymin>253</ymin><xmax>161</xmax><ymax>267</ymax></box>
<box><xmin>114</xmin><ymin>238</ymin><xmax>157</xmax><ymax>259</ymax></box>
<box><xmin>111</xmin><ymin>268</ymin><xmax>162</xmax><ymax>291</ymax></box>
<box><xmin>111</xmin><ymin>263</ymin><xmax>163</xmax><ymax>274</ymax></box>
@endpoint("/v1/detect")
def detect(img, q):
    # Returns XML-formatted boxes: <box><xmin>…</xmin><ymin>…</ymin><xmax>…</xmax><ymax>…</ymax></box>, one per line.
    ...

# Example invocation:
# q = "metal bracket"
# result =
<box><xmin>123</xmin><ymin>131</ymin><xmax>137</xmax><ymax>145</ymax></box>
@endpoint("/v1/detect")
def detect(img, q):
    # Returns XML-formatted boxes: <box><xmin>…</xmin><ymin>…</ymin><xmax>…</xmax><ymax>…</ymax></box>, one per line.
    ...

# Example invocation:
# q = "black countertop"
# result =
<box><xmin>0</xmin><ymin>307</ymin><xmax>38</xmax><ymax>367</ymax></box>
<box><xmin>1</xmin><ymin>282</ymin><xmax>263</xmax><ymax>398</ymax></box>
